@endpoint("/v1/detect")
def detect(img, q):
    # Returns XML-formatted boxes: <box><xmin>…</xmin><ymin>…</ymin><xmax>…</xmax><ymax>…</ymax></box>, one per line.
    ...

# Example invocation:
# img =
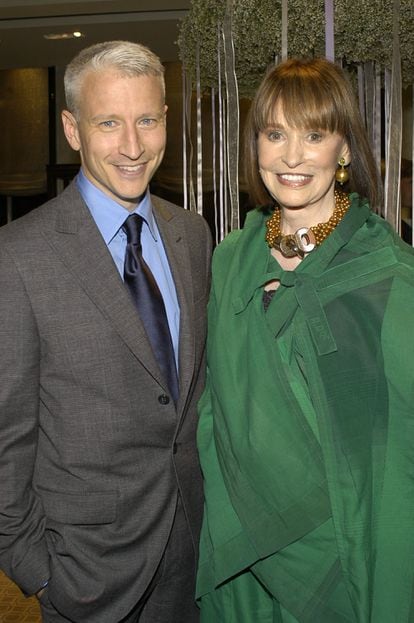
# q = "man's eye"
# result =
<box><xmin>140</xmin><ymin>118</ymin><xmax>156</xmax><ymax>127</ymax></box>
<box><xmin>99</xmin><ymin>120</ymin><xmax>116</xmax><ymax>128</ymax></box>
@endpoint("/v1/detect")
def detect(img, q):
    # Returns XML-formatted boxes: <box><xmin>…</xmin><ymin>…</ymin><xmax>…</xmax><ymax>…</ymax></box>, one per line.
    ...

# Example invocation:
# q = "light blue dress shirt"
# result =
<box><xmin>76</xmin><ymin>171</ymin><xmax>180</xmax><ymax>368</ymax></box>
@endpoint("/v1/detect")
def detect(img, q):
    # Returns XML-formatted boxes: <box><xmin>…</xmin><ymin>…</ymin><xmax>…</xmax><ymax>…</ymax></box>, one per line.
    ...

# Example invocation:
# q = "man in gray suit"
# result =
<box><xmin>0</xmin><ymin>41</ymin><xmax>212</xmax><ymax>622</ymax></box>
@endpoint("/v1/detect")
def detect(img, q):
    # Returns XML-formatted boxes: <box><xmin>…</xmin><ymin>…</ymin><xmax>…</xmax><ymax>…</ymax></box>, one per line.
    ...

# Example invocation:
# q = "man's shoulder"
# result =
<box><xmin>151</xmin><ymin>194</ymin><xmax>211</xmax><ymax>237</ymax></box>
<box><xmin>151</xmin><ymin>194</ymin><xmax>199</xmax><ymax>219</ymax></box>
<box><xmin>0</xmin><ymin>182</ymin><xmax>82</xmax><ymax>243</ymax></box>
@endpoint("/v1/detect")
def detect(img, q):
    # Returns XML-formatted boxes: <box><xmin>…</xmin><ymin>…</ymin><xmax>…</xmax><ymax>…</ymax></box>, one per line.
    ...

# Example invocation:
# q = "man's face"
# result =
<box><xmin>62</xmin><ymin>69</ymin><xmax>167</xmax><ymax>211</ymax></box>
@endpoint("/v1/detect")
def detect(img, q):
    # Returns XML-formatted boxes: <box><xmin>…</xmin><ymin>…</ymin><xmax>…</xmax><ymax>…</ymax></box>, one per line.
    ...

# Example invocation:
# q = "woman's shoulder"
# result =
<box><xmin>364</xmin><ymin>210</ymin><xmax>414</xmax><ymax>262</ymax></box>
<box><xmin>213</xmin><ymin>207</ymin><xmax>268</xmax><ymax>263</ymax></box>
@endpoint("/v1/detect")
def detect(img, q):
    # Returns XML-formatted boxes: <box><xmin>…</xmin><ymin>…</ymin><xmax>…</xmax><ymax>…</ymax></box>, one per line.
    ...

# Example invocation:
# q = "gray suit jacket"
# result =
<box><xmin>0</xmin><ymin>182</ymin><xmax>212</xmax><ymax>622</ymax></box>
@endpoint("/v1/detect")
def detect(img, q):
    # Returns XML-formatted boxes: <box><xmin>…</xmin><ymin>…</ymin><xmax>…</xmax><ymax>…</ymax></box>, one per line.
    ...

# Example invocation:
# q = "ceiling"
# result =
<box><xmin>0</xmin><ymin>0</ymin><xmax>191</xmax><ymax>70</ymax></box>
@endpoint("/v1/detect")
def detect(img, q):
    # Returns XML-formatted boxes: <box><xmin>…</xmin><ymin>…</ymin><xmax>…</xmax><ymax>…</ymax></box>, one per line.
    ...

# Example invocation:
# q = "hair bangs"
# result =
<box><xmin>255</xmin><ymin>74</ymin><xmax>347</xmax><ymax>136</ymax></box>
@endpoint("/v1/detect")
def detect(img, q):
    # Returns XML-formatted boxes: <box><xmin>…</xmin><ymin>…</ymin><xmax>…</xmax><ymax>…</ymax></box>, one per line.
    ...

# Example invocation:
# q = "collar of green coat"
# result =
<box><xmin>228</xmin><ymin>194</ymin><xmax>407</xmax><ymax>356</ymax></box>
<box><xmin>232</xmin><ymin>193</ymin><xmax>372</xmax><ymax>317</ymax></box>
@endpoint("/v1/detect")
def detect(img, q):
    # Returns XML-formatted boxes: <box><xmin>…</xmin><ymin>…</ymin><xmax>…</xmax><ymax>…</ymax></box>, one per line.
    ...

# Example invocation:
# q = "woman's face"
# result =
<box><xmin>258</xmin><ymin>102</ymin><xmax>350</xmax><ymax>215</ymax></box>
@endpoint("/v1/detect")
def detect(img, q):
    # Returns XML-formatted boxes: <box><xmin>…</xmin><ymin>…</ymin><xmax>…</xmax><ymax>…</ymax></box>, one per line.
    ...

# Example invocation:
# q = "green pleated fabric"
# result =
<box><xmin>197</xmin><ymin>194</ymin><xmax>414</xmax><ymax>622</ymax></box>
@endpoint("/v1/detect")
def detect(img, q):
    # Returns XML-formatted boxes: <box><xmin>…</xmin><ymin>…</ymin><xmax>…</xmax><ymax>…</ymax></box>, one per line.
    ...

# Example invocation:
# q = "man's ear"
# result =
<box><xmin>61</xmin><ymin>110</ymin><xmax>81</xmax><ymax>152</ymax></box>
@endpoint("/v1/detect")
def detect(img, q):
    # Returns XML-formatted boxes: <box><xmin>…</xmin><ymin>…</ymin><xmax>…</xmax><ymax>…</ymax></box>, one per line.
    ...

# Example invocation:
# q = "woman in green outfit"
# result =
<box><xmin>197</xmin><ymin>57</ymin><xmax>414</xmax><ymax>622</ymax></box>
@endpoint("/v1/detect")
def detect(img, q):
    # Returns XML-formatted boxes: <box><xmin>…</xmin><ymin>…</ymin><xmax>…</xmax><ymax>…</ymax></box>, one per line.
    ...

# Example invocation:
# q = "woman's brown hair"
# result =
<box><xmin>244</xmin><ymin>57</ymin><xmax>382</xmax><ymax>209</ymax></box>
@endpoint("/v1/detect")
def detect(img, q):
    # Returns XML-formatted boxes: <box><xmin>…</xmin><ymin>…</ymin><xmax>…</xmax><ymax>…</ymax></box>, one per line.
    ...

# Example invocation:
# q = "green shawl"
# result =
<box><xmin>197</xmin><ymin>194</ymin><xmax>414</xmax><ymax>621</ymax></box>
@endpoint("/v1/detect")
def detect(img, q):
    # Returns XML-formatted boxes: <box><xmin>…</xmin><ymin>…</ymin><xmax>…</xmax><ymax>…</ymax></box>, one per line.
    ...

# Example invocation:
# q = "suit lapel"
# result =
<box><xmin>46</xmin><ymin>183</ymin><xmax>165</xmax><ymax>389</ymax></box>
<box><xmin>152</xmin><ymin>196</ymin><xmax>196</xmax><ymax>414</ymax></box>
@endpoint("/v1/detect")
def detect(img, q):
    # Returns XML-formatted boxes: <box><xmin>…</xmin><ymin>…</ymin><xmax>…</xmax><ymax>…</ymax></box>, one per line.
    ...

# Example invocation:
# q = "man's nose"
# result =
<box><xmin>119</xmin><ymin>126</ymin><xmax>144</xmax><ymax>160</ymax></box>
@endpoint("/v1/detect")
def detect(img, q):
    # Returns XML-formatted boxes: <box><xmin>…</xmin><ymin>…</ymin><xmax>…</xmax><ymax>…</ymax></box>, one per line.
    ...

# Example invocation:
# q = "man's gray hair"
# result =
<box><xmin>64</xmin><ymin>40</ymin><xmax>165</xmax><ymax>118</ymax></box>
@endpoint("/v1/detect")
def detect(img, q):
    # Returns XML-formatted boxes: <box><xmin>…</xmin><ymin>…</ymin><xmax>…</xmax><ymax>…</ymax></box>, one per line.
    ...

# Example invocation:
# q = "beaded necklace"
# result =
<box><xmin>265</xmin><ymin>190</ymin><xmax>350</xmax><ymax>259</ymax></box>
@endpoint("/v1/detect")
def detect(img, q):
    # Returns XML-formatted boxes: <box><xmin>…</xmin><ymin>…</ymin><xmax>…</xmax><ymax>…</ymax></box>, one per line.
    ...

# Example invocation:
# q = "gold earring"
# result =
<box><xmin>335</xmin><ymin>157</ymin><xmax>349</xmax><ymax>184</ymax></box>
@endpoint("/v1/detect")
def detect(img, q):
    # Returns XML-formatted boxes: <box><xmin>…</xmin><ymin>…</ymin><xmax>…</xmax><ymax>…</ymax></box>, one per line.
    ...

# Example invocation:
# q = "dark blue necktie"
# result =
<box><xmin>123</xmin><ymin>214</ymin><xmax>179</xmax><ymax>403</ymax></box>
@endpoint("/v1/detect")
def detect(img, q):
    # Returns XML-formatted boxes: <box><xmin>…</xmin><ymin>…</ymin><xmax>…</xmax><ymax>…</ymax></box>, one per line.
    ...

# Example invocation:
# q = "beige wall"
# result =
<box><xmin>0</xmin><ymin>67</ymin><xmax>49</xmax><ymax>195</ymax></box>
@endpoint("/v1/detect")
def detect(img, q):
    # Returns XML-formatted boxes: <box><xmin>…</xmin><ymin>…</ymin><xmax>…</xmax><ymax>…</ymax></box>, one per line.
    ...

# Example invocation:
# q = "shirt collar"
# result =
<box><xmin>76</xmin><ymin>169</ymin><xmax>158</xmax><ymax>244</ymax></box>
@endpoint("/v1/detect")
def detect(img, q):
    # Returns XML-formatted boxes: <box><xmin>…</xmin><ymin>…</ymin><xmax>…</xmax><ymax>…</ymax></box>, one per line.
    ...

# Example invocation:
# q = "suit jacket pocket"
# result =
<box><xmin>38</xmin><ymin>486</ymin><xmax>118</xmax><ymax>524</ymax></box>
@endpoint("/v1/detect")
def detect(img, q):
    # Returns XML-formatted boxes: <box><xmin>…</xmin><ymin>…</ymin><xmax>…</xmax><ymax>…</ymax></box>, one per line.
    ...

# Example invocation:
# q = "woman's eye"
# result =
<box><xmin>308</xmin><ymin>132</ymin><xmax>323</xmax><ymax>142</ymax></box>
<box><xmin>268</xmin><ymin>131</ymin><xmax>283</xmax><ymax>141</ymax></box>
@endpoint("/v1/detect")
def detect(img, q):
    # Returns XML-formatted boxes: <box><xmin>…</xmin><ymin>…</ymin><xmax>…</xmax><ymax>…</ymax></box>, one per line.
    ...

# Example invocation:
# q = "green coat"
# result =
<box><xmin>197</xmin><ymin>194</ymin><xmax>414</xmax><ymax>622</ymax></box>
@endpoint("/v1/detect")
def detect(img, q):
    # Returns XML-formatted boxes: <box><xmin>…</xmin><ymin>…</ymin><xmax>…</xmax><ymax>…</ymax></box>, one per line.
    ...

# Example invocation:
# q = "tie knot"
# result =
<box><xmin>123</xmin><ymin>214</ymin><xmax>144</xmax><ymax>245</ymax></box>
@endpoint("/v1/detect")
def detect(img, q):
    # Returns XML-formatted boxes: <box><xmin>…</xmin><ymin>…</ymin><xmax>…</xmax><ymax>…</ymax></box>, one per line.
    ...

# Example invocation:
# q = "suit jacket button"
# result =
<box><xmin>158</xmin><ymin>394</ymin><xmax>170</xmax><ymax>405</ymax></box>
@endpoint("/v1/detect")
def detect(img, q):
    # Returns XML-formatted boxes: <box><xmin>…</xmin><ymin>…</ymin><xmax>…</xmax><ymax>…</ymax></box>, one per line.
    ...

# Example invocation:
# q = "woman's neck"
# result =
<box><xmin>279</xmin><ymin>200</ymin><xmax>335</xmax><ymax>235</ymax></box>
<box><xmin>277</xmin><ymin>186</ymin><xmax>337</xmax><ymax>234</ymax></box>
